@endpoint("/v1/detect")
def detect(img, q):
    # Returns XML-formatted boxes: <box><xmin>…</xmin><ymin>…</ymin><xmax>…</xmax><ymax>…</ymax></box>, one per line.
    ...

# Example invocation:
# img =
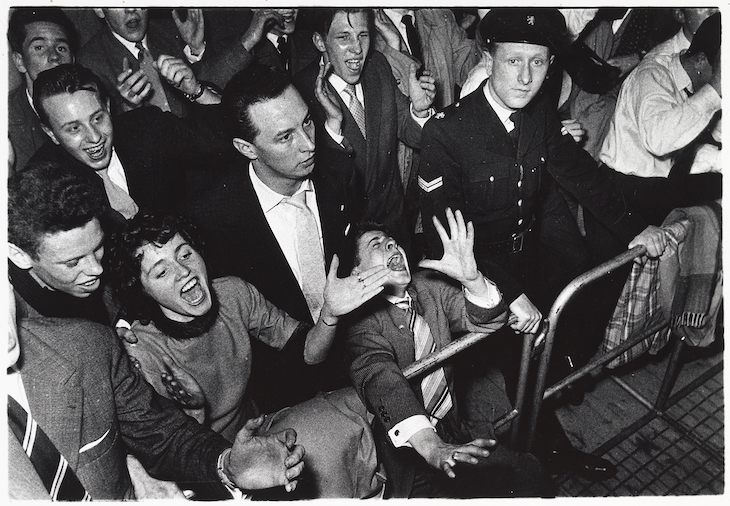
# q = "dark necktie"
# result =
<box><xmin>134</xmin><ymin>41</ymin><xmax>170</xmax><ymax>111</ymax></box>
<box><xmin>277</xmin><ymin>35</ymin><xmax>290</xmax><ymax>72</ymax></box>
<box><xmin>8</xmin><ymin>396</ymin><xmax>91</xmax><ymax>500</ymax></box>
<box><xmin>396</xmin><ymin>300</ymin><xmax>453</xmax><ymax>423</ymax></box>
<box><xmin>613</xmin><ymin>9</ymin><xmax>652</xmax><ymax>57</ymax></box>
<box><xmin>508</xmin><ymin>111</ymin><xmax>521</xmax><ymax>146</ymax></box>
<box><xmin>401</xmin><ymin>14</ymin><xmax>423</xmax><ymax>63</ymax></box>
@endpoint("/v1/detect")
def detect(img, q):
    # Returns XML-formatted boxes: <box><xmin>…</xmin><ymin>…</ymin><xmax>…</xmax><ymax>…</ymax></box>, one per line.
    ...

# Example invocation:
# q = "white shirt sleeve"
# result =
<box><xmin>464</xmin><ymin>275</ymin><xmax>502</xmax><ymax>309</ymax></box>
<box><xmin>388</xmin><ymin>415</ymin><xmax>435</xmax><ymax>448</ymax></box>
<box><xmin>183</xmin><ymin>42</ymin><xmax>206</xmax><ymax>63</ymax></box>
<box><xmin>410</xmin><ymin>103</ymin><xmax>433</xmax><ymax>127</ymax></box>
<box><xmin>324</xmin><ymin>121</ymin><xmax>346</xmax><ymax>147</ymax></box>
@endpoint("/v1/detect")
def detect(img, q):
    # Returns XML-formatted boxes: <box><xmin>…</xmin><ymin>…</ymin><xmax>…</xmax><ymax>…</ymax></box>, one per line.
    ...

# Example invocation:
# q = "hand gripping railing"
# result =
<box><xmin>403</xmin><ymin>330</ymin><xmax>536</xmax><ymax>447</ymax></box>
<box><xmin>523</xmin><ymin>245</ymin><xmax>674</xmax><ymax>451</ymax></box>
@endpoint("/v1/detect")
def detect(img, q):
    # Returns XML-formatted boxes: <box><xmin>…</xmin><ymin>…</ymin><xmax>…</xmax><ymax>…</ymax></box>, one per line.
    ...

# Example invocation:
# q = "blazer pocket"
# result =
<box><xmin>78</xmin><ymin>426</ymin><xmax>117</xmax><ymax>465</ymax></box>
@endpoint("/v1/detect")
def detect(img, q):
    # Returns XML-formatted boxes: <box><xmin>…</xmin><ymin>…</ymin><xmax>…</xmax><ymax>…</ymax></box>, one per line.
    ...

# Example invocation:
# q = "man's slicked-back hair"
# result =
<box><xmin>107</xmin><ymin>211</ymin><xmax>207</xmax><ymax>322</ymax></box>
<box><xmin>222</xmin><ymin>63</ymin><xmax>293</xmax><ymax>143</ymax></box>
<box><xmin>8</xmin><ymin>161</ymin><xmax>107</xmax><ymax>259</ymax></box>
<box><xmin>312</xmin><ymin>8</ymin><xmax>374</xmax><ymax>39</ymax></box>
<box><xmin>8</xmin><ymin>7</ymin><xmax>79</xmax><ymax>54</ymax></box>
<box><xmin>33</xmin><ymin>63</ymin><xmax>107</xmax><ymax>126</ymax></box>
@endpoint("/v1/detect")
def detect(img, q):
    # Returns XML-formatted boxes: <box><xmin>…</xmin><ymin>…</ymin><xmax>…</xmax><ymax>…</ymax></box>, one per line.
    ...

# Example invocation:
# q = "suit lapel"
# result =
<box><xmin>361</xmin><ymin>61</ymin><xmax>383</xmax><ymax>170</ymax></box>
<box><xmin>236</xmin><ymin>170</ymin><xmax>312</xmax><ymax>321</ymax></box>
<box><xmin>19</xmin><ymin>323</ymin><xmax>83</xmax><ymax>471</ymax></box>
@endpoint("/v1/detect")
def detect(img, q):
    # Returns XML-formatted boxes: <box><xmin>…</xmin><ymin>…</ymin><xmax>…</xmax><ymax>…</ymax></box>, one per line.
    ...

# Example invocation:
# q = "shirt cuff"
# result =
<box><xmin>464</xmin><ymin>274</ymin><xmax>502</xmax><ymax>309</ymax></box>
<box><xmin>184</xmin><ymin>42</ymin><xmax>206</xmax><ymax>63</ymax></box>
<box><xmin>693</xmin><ymin>83</ymin><xmax>722</xmax><ymax>116</ymax></box>
<box><xmin>324</xmin><ymin>122</ymin><xmax>346</xmax><ymax>146</ymax></box>
<box><xmin>410</xmin><ymin>103</ymin><xmax>434</xmax><ymax>126</ymax></box>
<box><xmin>115</xmin><ymin>318</ymin><xmax>131</xmax><ymax>329</ymax></box>
<box><xmin>388</xmin><ymin>415</ymin><xmax>435</xmax><ymax>448</ymax></box>
<box><xmin>217</xmin><ymin>448</ymin><xmax>250</xmax><ymax>499</ymax></box>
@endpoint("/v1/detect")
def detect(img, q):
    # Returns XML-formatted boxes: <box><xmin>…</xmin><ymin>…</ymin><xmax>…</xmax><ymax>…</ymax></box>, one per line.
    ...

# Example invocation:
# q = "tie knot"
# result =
<box><xmin>277</xmin><ymin>35</ymin><xmax>287</xmax><ymax>49</ymax></box>
<box><xmin>283</xmin><ymin>191</ymin><xmax>307</xmax><ymax>209</ymax></box>
<box><xmin>344</xmin><ymin>83</ymin><xmax>357</xmax><ymax>98</ymax></box>
<box><xmin>402</xmin><ymin>14</ymin><xmax>414</xmax><ymax>27</ymax></box>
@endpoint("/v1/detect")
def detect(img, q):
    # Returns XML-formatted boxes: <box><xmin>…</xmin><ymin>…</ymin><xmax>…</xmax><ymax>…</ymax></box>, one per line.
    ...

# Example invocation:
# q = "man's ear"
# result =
<box><xmin>8</xmin><ymin>243</ymin><xmax>34</xmax><ymax>270</ymax></box>
<box><xmin>312</xmin><ymin>31</ymin><xmax>327</xmax><ymax>53</ymax></box>
<box><xmin>11</xmin><ymin>52</ymin><xmax>27</xmax><ymax>75</ymax></box>
<box><xmin>232</xmin><ymin>137</ymin><xmax>257</xmax><ymax>160</ymax></box>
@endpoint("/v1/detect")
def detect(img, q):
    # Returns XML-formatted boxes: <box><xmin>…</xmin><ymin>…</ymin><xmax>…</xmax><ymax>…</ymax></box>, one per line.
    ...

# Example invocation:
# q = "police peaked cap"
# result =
<box><xmin>479</xmin><ymin>8</ymin><xmax>568</xmax><ymax>52</ymax></box>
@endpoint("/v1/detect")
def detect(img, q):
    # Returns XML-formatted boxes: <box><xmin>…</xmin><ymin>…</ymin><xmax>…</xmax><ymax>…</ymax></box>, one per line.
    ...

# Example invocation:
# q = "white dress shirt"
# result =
<box><xmin>110</xmin><ymin>32</ymin><xmax>204</xmax><ymax>63</ymax></box>
<box><xmin>249</xmin><ymin>164</ymin><xmax>323</xmax><ymax>289</ymax></box>
<box><xmin>600</xmin><ymin>53</ymin><xmax>721</xmax><ymax>177</ymax></box>
<box><xmin>324</xmin><ymin>63</ymin><xmax>432</xmax><ymax>144</ymax></box>
<box><xmin>104</xmin><ymin>149</ymin><xmax>132</xmax><ymax>194</ymax></box>
<box><xmin>382</xmin><ymin>9</ymin><xmax>417</xmax><ymax>55</ymax></box>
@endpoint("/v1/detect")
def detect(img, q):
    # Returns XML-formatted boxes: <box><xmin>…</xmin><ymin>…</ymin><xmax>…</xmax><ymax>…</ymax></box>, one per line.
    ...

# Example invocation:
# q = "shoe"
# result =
<box><xmin>538</xmin><ymin>443</ymin><xmax>617</xmax><ymax>481</ymax></box>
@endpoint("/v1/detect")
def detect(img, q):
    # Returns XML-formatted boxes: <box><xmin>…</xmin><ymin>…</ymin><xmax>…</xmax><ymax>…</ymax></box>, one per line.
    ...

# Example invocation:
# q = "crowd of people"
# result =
<box><xmin>7</xmin><ymin>6</ymin><xmax>721</xmax><ymax>500</ymax></box>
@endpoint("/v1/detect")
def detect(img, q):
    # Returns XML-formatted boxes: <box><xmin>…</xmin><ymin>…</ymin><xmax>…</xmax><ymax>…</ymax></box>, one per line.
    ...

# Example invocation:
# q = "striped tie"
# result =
<box><xmin>397</xmin><ymin>300</ymin><xmax>453</xmax><ymax>424</ymax></box>
<box><xmin>8</xmin><ymin>396</ymin><xmax>91</xmax><ymax>501</ymax></box>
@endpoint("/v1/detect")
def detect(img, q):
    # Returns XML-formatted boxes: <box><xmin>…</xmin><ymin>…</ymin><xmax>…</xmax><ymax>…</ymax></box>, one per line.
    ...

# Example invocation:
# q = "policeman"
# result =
<box><xmin>418</xmin><ymin>8</ymin><xmax>668</xmax><ymax>480</ymax></box>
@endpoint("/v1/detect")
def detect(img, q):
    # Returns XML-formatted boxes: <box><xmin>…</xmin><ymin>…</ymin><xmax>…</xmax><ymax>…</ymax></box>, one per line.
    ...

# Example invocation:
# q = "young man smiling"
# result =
<box><xmin>8</xmin><ymin>8</ymin><xmax>77</xmax><ymax>173</ymax></box>
<box><xmin>293</xmin><ymin>8</ymin><xmax>436</xmax><ymax>251</ymax></box>
<box><xmin>7</xmin><ymin>164</ymin><xmax>306</xmax><ymax>499</ymax></box>
<box><xmin>27</xmin><ymin>63</ymin><xmax>229</xmax><ymax>220</ymax></box>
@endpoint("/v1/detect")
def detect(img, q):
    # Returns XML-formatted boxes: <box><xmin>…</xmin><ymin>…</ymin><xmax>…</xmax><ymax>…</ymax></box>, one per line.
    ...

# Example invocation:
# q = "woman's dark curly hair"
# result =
<box><xmin>106</xmin><ymin>211</ymin><xmax>207</xmax><ymax>322</ymax></box>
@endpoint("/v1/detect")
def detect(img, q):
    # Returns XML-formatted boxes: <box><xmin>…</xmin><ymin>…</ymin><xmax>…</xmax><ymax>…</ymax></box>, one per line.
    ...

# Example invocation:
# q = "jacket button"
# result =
<box><xmin>384</xmin><ymin>416</ymin><xmax>391</xmax><ymax>423</ymax></box>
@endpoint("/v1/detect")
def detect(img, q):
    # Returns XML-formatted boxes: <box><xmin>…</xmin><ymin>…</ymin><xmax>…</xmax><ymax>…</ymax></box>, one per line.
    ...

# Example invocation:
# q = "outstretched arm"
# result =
<box><xmin>418</xmin><ymin>208</ymin><xmax>498</xmax><ymax>299</ymax></box>
<box><xmin>408</xmin><ymin>427</ymin><xmax>496</xmax><ymax>479</ymax></box>
<box><xmin>303</xmin><ymin>255</ymin><xmax>390</xmax><ymax>364</ymax></box>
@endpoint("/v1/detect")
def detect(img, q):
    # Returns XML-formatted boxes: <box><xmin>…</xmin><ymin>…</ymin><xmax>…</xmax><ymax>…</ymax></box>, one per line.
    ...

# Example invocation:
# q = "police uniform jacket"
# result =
<box><xmin>418</xmin><ymin>82</ymin><xmax>648</xmax><ymax>303</ymax></box>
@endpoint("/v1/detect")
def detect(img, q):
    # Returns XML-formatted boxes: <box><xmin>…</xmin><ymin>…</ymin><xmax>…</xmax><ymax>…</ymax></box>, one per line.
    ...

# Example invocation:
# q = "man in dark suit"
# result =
<box><xmin>346</xmin><ymin>210</ymin><xmax>551</xmax><ymax>498</ymax></box>
<box><xmin>27</xmin><ymin>63</ymin><xmax>229</xmax><ymax>219</ymax></box>
<box><xmin>418</xmin><ymin>8</ymin><xmax>668</xmax><ymax>480</ymax></box>
<box><xmin>7</xmin><ymin>7</ymin><xmax>77</xmax><ymax>174</ymax></box>
<box><xmin>7</xmin><ymin>163</ymin><xmax>306</xmax><ymax>500</ymax></box>
<box><xmin>293</xmin><ymin>8</ymin><xmax>436</xmax><ymax>252</ymax></box>
<box><xmin>198</xmin><ymin>8</ymin><xmax>319</xmax><ymax>90</ymax></box>
<box><xmin>184</xmin><ymin>64</ymin><xmax>359</xmax><ymax>413</ymax></box>
<box><xmin>77</xmin><ymin>7</ymin><xmax>208</xmax><ymax>117</ymax></box>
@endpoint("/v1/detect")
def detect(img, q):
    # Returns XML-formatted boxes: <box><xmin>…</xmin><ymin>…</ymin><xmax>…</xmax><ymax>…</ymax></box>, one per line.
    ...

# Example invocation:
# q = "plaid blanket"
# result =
<box><xmin>602</xmin><ymin>203</ymin><xmax>722</xmax><ymax>368</ymax></box>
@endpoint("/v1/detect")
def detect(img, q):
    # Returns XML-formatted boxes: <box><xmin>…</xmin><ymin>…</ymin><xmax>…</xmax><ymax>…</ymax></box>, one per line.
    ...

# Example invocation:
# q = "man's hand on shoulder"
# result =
<box><xmin>224</xmin><ymin>415</ymin><xmax>305</xmax><ymax>492</ymax></box>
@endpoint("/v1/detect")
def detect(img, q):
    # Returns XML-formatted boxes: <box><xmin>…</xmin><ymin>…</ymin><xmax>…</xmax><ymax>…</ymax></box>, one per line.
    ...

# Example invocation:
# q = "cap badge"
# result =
<box><xmin>527</xmin><ymin>15</ymin><xmax>535</xmax><ymax>26</ymax></box>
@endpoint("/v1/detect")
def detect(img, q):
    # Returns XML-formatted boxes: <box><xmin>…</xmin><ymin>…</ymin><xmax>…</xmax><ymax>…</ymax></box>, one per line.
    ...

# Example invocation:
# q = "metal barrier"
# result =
<box><xmin>524</xmin><ymin>244</ymin><xmax>686</xmax><ymax>451</ymax></box>
<box><xmin>403</xmin><ymin>329</ymin><xmax>536</xmax><ymax>446</ymax></box>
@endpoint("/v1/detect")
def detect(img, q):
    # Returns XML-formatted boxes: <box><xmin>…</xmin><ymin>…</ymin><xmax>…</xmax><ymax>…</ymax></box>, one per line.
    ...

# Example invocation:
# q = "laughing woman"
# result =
<box><xmin>106</xmin><ymin>212</ymin><xmax>389</xmax><ymax>498</ymax></box>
